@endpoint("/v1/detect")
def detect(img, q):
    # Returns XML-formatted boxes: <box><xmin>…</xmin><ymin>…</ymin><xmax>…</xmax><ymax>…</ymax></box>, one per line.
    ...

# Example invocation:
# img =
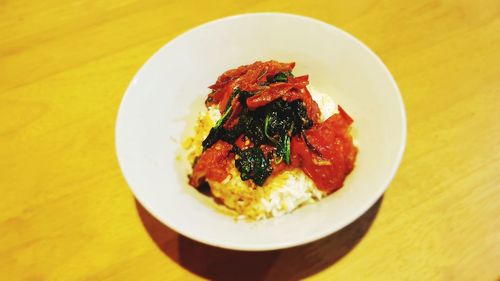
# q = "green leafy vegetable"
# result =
<box><xmin>216</xmin><ymin>105</ymin><xmax>232</xmax><ymax>127</ymax></box>
<box><xmin>290</xmin><ymin>100</ymin><xmax>313</xmax><ymax>132</ymax></box>
<box><xmin>237</xmin><ymin>89</ymin><xmax>255</xmax><ymax>105</ymax></box>
<box><xmin>284</xmin><ymin>133</ymin><xmax>291</xmax><ymax>164</ymax></box>
<box><xmin>233</xmin><ymin>146</ymin><xmax>273</xmax><ymax>186</ymax></box>
<box><xmin>267</xmin><ymin>72</ymin><xmax>289</xmax><ymax>83</ymax></box>
<box><xmin>264</xmin><ymin>115</ymin><xmax>277</xmax><ymax>143</ymax></box>
<box><xmin>203</xmin><ymin>90</ymin><xmax>260</xmax><ymax>149</ymax></box>
<box><xmin>201</xmin><ymin>74</ymin><xmax>317</xmax><ymax>184</ymax></box>
<box><xmin>202</xmin><ymin>88</ymin><xmax>241</xmax><ymax>149</ymax></box>
<box><xmin>275</xmin><ymin>122</ymin><xmax>293</xmax><ymax>164</ymax></box>
<box><xmin>224</xmin><ymin>88</ymin><xmax>241</xmax><ymax>109</ymax></box>
<box><xmin>202</xmin><ymin>105</ymin><xmax>232</xmax><ymax>149</ymax></box>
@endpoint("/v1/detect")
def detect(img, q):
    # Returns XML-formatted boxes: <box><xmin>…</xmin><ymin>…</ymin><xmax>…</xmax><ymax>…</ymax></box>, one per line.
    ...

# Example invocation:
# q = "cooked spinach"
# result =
<box><xmin>267</xmin><ymin>71</ymin><xmax>293</xmax><ymax>84</ymax></box>
<box><xmin>202</xmin><ymin>88</ymin><xmax>247</xmax><ymax>149</ymax></box>
<box><xmin>237</xmin><ymin>90</ymin><xmax>255</xmax><ymax>104</ymax></box>
<box><xmin>259</xmin><ymin>100</ymin><xmax>313</xmax><ymax>164</ymax></box>
<box><xmin>264</xmin><ymin>115</ymin><xmax>277</xmax><ymax>143</ymax></box>
<box><xmin>268</xmin><ymin>72</ymin><xmax>288</xmax><ymax>83</ymax></box>
<box><xmin>291</xmin><ymin>100</ymin><xmax>313</xmax><ymax>132</ymax></box>
<box><xmin>224</xmin><ymin>88</ymin><xmax>241</xmax><ymax>109</ymax></box>
<box><xmin>202</xmin><ymin>104</ymin><xmax>232</xmax><ymax>149</ymax></box>
<box><xmin>233</xmin><ymin>146</ymin><xmax>273</xmax><ymax>186</ymax></box>
<box><xmin>218</xmin><ymin>108</ymin><xmax>265</xmax><ymax>146</ymax></box>
<box><xmin>201</xmin><ymin>72</ymin><xmax>317</xmax><ymax>184</ymax></box>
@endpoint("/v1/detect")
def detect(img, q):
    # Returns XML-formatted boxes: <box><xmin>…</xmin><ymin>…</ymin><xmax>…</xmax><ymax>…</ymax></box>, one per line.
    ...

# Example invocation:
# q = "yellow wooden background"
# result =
<box><xmin>1</xmin><ymin>1</ymin><xmax>499</xmax><ymax>280</ymax></box>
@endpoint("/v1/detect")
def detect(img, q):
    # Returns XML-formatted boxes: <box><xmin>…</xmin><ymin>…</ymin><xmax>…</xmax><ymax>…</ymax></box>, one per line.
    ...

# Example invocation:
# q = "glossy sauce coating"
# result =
<box><xmin>190</xmin><ymin>61</ymin><xmax>357</xmax><ymax>193</ymax></box>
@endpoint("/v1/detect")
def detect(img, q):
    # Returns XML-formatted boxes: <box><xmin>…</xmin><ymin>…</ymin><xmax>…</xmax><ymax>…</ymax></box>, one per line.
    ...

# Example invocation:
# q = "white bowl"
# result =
<box><xmin>116</xmin><ymin>13</ymin><xmax>406</xmax><ymax>251</ymax></box>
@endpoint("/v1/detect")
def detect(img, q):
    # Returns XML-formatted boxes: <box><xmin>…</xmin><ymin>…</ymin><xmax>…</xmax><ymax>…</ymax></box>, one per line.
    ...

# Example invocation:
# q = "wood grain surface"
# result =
<box><xmin>1</xmin><ymin>1</ymin><xmax>499</xmax><ymax>280</ymax></box>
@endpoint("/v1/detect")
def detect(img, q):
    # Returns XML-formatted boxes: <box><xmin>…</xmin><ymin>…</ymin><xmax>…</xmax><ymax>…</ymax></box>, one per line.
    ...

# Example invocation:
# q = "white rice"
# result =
<box><xmin>259</xmin><ymin>171</ymin><xmax>325</xmax><ymax>218</ymax></box>
<box><xmin>310</xmin><ymin>86</ymin><xmax>338</xmax><ymax>121</ymax></box>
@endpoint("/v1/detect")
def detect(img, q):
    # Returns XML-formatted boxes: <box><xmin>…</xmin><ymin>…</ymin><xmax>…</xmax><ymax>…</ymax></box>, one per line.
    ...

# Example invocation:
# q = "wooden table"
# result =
<box><xmin>1</xmin><ymin>1</ymin><xmax>499</xmax><ymax>280</ymax></box>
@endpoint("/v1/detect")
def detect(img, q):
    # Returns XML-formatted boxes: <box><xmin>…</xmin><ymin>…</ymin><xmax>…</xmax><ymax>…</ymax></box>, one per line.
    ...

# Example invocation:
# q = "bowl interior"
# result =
<box><xmin>116</xmin><ymin>13</ymin><xmax>406</xmax><ymax>251</ymax></box>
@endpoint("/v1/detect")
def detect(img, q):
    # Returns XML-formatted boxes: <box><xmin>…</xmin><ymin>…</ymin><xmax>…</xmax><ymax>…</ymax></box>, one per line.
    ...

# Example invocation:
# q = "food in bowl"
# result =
<box><xmin>183</xmin><ymin>60</ymin><xmax>357</xmax><ymax>220</ymax></box>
